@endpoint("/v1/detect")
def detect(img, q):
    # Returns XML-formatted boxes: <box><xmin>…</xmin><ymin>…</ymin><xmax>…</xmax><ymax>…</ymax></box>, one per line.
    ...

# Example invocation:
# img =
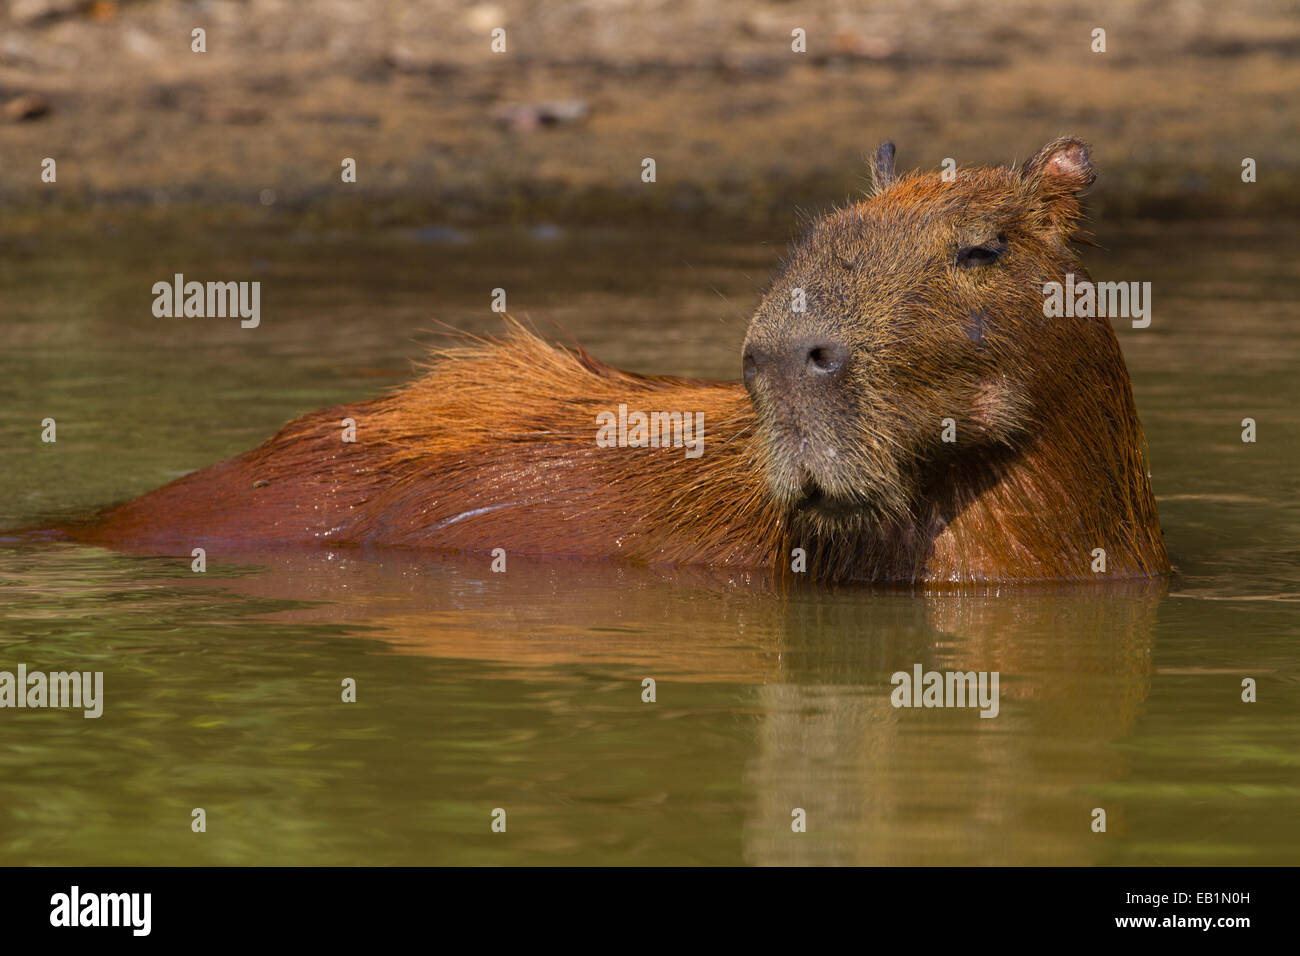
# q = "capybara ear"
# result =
<box><xmin>1022</xmin><ymin>137</ymin><xmax>1096</xmax><ymax>193</ymax></box>
<box><xmin>869</xmin><ymin>141</ymin><xmax>897</xmax><ymax>195</ymax></box>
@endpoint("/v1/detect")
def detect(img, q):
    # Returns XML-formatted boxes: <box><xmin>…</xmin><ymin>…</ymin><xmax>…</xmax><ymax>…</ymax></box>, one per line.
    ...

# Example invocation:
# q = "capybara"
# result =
<box><xmin>62</xmin><ymin>137</ymin><xmax>1168</xmax><ymax>584</ymax></box>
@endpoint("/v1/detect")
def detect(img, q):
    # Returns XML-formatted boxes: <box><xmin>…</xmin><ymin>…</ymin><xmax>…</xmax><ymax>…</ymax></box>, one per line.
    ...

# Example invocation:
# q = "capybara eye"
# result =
<box><xmin>956</xmin><ymin>235</ymin><xmax>1007</xmax><ymax>268</ymax></box>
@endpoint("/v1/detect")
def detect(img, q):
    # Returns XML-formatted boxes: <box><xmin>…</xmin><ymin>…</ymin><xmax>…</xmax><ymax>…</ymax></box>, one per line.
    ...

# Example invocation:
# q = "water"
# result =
<box><xmin>1</xmin><ymin>215</ymin><xmax>1296</xmax><ymax>865</ymax></box>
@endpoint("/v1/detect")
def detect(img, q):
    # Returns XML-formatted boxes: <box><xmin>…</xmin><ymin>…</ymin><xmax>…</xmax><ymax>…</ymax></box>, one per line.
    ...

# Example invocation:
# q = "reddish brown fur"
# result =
<box><xmin>70</xmin><ymin>327</ymin><xmax>784</xmax><ymax>567</ymax></box>
<box><xmin>64</xmin><ymin>139</ymin><xmax>1169</xmax><ymax>584</ymax></box>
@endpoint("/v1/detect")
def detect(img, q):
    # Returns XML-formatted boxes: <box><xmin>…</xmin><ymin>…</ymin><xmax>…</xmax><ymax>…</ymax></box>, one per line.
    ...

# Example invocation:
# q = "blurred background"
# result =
<box><xmin>1</xmin><ymin>0</ymin><xmax>1298</xmax><ymax>224</ymax></box>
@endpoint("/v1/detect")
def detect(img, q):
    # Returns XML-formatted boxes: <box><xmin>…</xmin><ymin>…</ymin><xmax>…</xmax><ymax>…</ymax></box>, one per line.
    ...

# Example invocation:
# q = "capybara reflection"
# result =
<box><xmin>66</xmin><ymin>137</ymin><xmax>1167</xmax><ymax>584</ymax></box>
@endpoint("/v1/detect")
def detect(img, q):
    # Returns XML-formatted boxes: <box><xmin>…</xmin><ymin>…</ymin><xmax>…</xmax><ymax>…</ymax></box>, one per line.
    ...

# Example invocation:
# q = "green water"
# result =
<box><xmin>0</xmin><ymin>216</ymin><xmax>1296</xmax><ymax>865</ymax></box>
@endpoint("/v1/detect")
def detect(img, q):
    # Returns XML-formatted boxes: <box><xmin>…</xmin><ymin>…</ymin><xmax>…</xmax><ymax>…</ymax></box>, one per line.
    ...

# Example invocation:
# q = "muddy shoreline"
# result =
<box><xmin>2</xmin><ymin>0</ymin><xmax>1297</xmax><ymax>226</ymax></box>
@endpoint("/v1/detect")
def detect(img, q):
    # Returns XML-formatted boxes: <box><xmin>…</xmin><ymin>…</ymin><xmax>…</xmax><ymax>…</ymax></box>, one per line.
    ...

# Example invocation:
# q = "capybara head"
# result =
<box><xmin>742</xmin><ymin>137</ymin><xmax>1102</xmax><ymax>531</ymax></box>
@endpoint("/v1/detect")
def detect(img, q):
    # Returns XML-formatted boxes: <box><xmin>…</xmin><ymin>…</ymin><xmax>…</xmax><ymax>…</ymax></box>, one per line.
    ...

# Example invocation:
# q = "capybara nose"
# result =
<box><xmin>801</xmin><ymin>338</ymin><xmax>850</xmax><ymax>377</ymax></box>
<box><xmin>744</xmin><ymin>337</ymin><xmax>850</xmax><ymax>390</ymax></box>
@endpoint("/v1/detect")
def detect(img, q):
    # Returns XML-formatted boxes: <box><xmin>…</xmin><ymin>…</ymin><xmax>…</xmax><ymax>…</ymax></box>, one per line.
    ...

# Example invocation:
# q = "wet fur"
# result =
<box><xmin>66</xmin><ymin>139</ymin><xmax>1168</xmax><ymax>584</ymax></box>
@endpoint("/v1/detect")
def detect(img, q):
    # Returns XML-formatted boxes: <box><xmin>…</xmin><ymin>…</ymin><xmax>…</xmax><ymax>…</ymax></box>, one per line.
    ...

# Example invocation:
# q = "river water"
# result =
<box><xmin>0</xmin><ymin>215</ymin><xmax>1295</xmax><ymax>864</ymax></box>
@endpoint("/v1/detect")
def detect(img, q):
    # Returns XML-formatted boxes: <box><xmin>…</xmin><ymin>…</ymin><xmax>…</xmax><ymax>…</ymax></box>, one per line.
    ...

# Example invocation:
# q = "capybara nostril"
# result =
<box><xmin>742</xmin><ymin>345</ymin><xmax>760</xmax><ymax>386</ymax></box>
<box><xmin>803</xmin><ymin>340</ymin><xmax>850</xmax><ymax>377</ymax></box>
<box><xmin>745</xmin><ymin>338</ymin><xmax>849</xmax><ymax>387</ymax></box>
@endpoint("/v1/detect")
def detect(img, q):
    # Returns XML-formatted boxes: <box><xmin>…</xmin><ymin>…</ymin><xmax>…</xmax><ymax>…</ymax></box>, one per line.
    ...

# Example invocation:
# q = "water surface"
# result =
<box><xmin>0</xmin><ymin>217</ymin><xmax>1296</xmax><ymax>865</ymax></box>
